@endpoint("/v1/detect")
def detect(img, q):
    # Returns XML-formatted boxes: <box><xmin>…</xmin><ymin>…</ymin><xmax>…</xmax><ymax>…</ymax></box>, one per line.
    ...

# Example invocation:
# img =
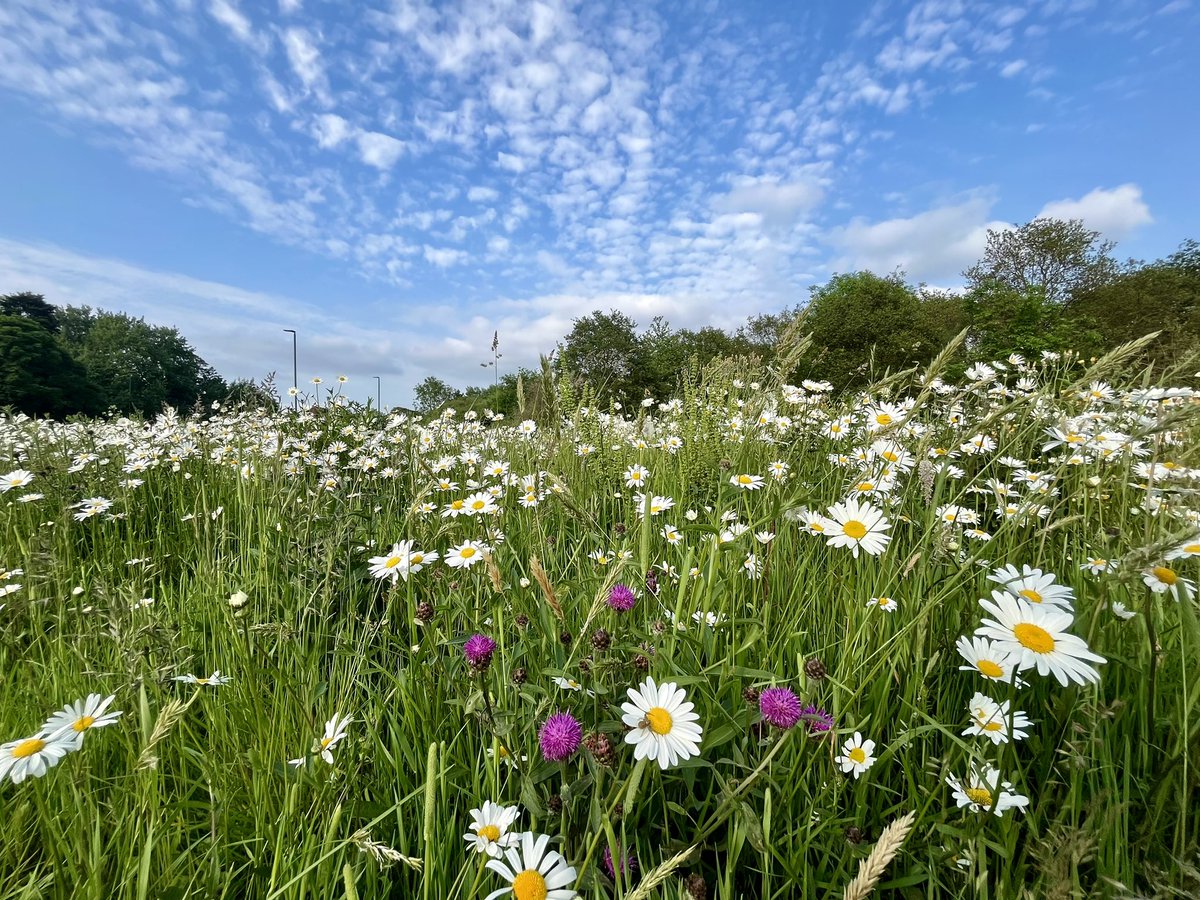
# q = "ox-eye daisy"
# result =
<box><xmin>42</xmin><ymin>693</ymin><xmax>123</xmax><ymax>747</ymax></box>
<box><xmin>1142</xmin><ymin>565</ymin><xmax>1197</xmax><ymax>602</ymax></box>
<box><xmin>464</xmin><ymin>801</ymin><xmax>521</xmax><ymax>857</ymax></box>
<box><xmin>955</xmin><ymin>636</ymin><xmax>1022</xmax><ymax>685</ymax></box>
<box><xmin>976</xmin><ymin>592</ymin><xmax>1105</xmax><ymax>686</ymax></box>
<box><xmin>988</xmin><ymin>564</ymin><xmax>1075</xmax><ymax>609</ymax></box>
<box><xmin>0</xmin><ymin>732</ymin><xmax>77</xmax><ymax>784</ymax></box>
<box><xmin>946</xmin><ymin>764</ymin><xmax>1028</xmax><ymax>817</ymax></box>
<box><xmin>484</xmin><ymin>832</ymin><xmax>577</xmax><ymax>900</ymax></box>
<box><xmin>823</xmin><ymin>499</ymin><xmax>891</xmax><ymax>558</ymax></box>
<box><xmin>621</xmin><ymin>677</ymin><xmax>703</xmax><ymax>769</ymax></box>
<box><xmin>962</xmin><ymin>692</ymin><xmax>1032</xmax><ymax>744</ymax></box>
<box><xmin>834</xmin><ymin>732</ymin><xmax>876</xmax><ymax>778</ymax></box>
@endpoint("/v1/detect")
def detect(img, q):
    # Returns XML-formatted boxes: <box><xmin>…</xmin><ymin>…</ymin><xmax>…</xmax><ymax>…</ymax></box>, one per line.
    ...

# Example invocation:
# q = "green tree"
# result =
<box><xmin>558</xmin><ymin>309</ymin><xmax>645</xmax><ymax>404</ymax></box>
<box><xmin>0</xmin><ymin>315</ymin><xmax>102</xmax><ymax>416</ymax></box>
<box><xmin>0</xmin><ymin>292</ymin><xmax>60</xmax><ymax>333</ymax></box>
<box><xmin>1069</xmin><ymin>242</ymin><xmax>1200</xmax><ymax>367</ymax></box>
<box><xmin>963</xmin><ymin>218</ymin><xmax>1120</xmax><ymax>305</ymax></box>
<box><xmin>413</xmin><ymin>375</ymin><xmax>460</xmax><ymax>414</ymax></box>
<box><xmin>57</xmin><ymin>307</ymin><xmax>226</xmax><ymax>415</ymax></box>
<box><xmin>965</xmin><ymin>280</ymin><xmax>1083</xmax><ymax>361</ymax></box>
<box><xmin>799</xmin><ymin>271</ymin><xmax>945</xmax><ymax>387</ymax></box>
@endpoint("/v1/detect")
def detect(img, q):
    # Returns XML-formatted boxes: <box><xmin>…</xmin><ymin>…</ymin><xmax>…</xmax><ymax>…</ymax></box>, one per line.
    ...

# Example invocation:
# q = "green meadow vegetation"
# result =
<box><xmin>2</xmin><ymin>329</ymin><xmax>1200</xmax><ymax>899</ymax></box>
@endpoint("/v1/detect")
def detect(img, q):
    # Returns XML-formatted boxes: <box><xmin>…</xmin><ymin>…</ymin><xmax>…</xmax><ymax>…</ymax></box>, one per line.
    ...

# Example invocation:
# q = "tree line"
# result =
<box><xmin>416</xmin><ymin>217</ymin><xmax>1199</xmax><ymax>415</ymax></box>
<box><xmin>0</xmin><ymin>293</ymin><xmax>244</xmax><ymax>418</ymax></box>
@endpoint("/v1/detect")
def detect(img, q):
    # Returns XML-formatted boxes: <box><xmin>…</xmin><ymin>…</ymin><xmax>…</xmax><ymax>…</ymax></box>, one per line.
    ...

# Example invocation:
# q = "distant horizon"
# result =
<box><xmin>2</xmin><ymin>0</ymin><xmax>1196</xmax><ymax>406</ymax></box>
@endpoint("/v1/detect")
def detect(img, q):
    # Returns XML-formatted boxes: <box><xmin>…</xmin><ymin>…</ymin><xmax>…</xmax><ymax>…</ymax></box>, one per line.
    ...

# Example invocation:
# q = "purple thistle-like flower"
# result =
<box><xmin>539</xmin><ymin>712</ymin><xmax>583</xmax><ymax>761</ymax></box>
<box><xmin>759</xmin><ymin>687</ymin><xmax>803</xmax><ymax>729</ymax></box>
<box><xmin>463</xmin><ymin>634</ymin><xmax>497</xmax><ymax>671</ymax></box>
<box><xmin>607</xmin><ymin>583</ymin><xmax>637</xmax><ymax>612</ymax></box>
<box><xmin>603</xmin><ymin>845</ymin><xmax>639</xmax><ymax>880</ymax></box>
<box><xmin>799</xmin><ymin>704</ymin><xmax>834</xmax><ymax>733</ymax></box>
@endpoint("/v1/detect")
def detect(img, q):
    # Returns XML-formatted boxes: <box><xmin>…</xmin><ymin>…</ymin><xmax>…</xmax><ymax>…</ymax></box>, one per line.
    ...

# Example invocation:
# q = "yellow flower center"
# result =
<box><xmin>738</xmin><ymin>475</ymin><xmax>752</xmax><ymax>484</ymax></box>
<box><xmin>1018</xmin><ymin>588</ymin><xmax>1043</xmax><ymax>603</ymax></box>
<box><xmin>472</xmin><ymin>500</ymin><xmax>486</xmax><ymax>510</ymax></box>
<box><xmin>196</xmin><ymin>678</ymin><xmax>210</xmax><ymax>685</ymax></box>
<box><xmin>849</xmin><ymin>747</ymin><xmax>866</xmax><ymax>764</ymax></box>
<box><xmin>12</xmin><ymin>738</ymin><xmax>45</xmax><ymax>759</ymax></box>
<box><xmin>1153</xmin><ymin>566</ymin><xmax>1178</xmax><ymax>585</ymax></box>
<box><xmin>460</xmin><ymin>547</ymin><xmax>476</xmax><ymax>559</ymax></box>
<box><xmin>982</xmin><ymin>721</ymin><xmax>1003</xmax><ymax>732</ymax></box>
<box><xmin>384</xmin><ymin>556</ymin><xmax>402</xmax><ymax>569</ymax></box>
<box><xmin>966</xmin><ymin>787</ymin><xmax>993</xmax><ymax>806</ymax></box>
<box><xmin>882</xmin><ymin>451</ymin><xmax>899</xmax><ymax>462</ymax></box>
<box><xmin>512</xmin><ymin>869</ymin><xmax>548</xmax><ymax>900</ymax></box>
<box><xmin>976</xmin><ymin>659</ymin><xmax>1005</xmax><ymax>678</ymax></box>
<box><xmin>857</xmin><ymin>482</ymin><xmax>874</xmax><ymax>492</ymax></box>
<box><xmin>1183</xmin><ymin>544</ymin><xmax>1200</xmax><ymax>555</ymax></box>
<box><xmin>321</xmin><ymin>736</ymin><xmax>334</xmax><ymax>749</ymax></box>
<box><xmin>73</xmin><ymin>716</ymin><xmax>96</xmax><ymax>732</ymax></box>
<box><xmin>1013</xmin><ymin>622</ymin><xmax>1055</xmax><ymax>654</ymax></box>
<box><xmin>477</xmin><ymin>825</ymin><xmax>501</xmax><ymax>842</ymax></box>
<box><xmin>842</xmin><ymin>520</ymin><xmax>868</xmax><ymax>540</ymax></box>
<box><xmin>645</xmin><ymin>707</ymin><xmax>673</xmax><ymax>735</ymax></box>
<box><xmin>875</xmin><ymin>413</ymin><xmax>892</xmax><ymax>425</ymax></box>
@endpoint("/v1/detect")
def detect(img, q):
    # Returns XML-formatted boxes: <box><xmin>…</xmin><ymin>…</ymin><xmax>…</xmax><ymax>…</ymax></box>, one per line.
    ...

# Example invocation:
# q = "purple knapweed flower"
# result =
<box><xmin>607</xmin><ymin>583</ymin><xmax>637</xmax><ymax>612</ymax></box>
<box><xmin>539</xmin><ymin>711</ymin><xmax>583</xmax><ymax>761</ymax></box>
<box><xmin>603</xmin><ymin>845</ymin><xmax>639</xmax><ymax>880</ymax></box>
<box><xmin>799</xmin><ymin>704</ymin><xmax>834</xmax><ymax>734</ymax></box>
<box><xmin>464</xmin><ymin>634</ymin><xmax>497</xmax><ymax>671</ymax></box>
<box><xmin>759</xmin><ymin>687</ymin><xmax>803</xmax><ymax>729</ymax></box>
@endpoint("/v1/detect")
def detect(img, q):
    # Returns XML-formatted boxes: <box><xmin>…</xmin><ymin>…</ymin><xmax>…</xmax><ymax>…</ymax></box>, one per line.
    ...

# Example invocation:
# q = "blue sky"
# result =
<box><xmin>0</xmin><ymin>0</ymin><xmax>1196</xmax><ymax>406</ymax></box>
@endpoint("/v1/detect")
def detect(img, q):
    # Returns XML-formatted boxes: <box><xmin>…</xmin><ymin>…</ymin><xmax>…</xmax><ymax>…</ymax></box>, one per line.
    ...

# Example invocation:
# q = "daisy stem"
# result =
<box><xmin>575</xmin><ymin>758</ymin><xmax>646</xmax><ymax>884</ymax></box>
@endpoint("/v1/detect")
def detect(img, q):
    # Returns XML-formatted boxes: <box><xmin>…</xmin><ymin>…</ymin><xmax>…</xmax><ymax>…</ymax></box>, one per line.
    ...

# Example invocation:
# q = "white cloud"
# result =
<box><xmin>282</xmin><ymin>27</ymin><xmax>327</xmax><ymax>97</ymax></box>
<box><xmin>423</xmin><ymin>246</ymin><xmax>468</xmax><ymax>267</ymax></box>
<box><xmin>209</xmin><ymin>0</ymin><xmax>256</xmax><ymax>45</ymax></box>
<box><xmin>313</xmin><ymin>113</ymin><xmax>351</xmax><ymax>148</ymax></box>
<box><xmin>999</xmin><ymin>59</ymin><xmax>1027</xmax><ymax>77</ymax></box>
<box><xmin>467</xmin><ymin>185</ymin><xmax>500</xmax><ymax>202</ymax></box>
<box><xmin>356</xmin><ymin>131</ymin><xmax>406</xmax><ymax>169</ymax></box>
<box><xmin>830</xmin><ymin>195</ymin><xmax>1011</xmax><ymax>283</ymax></box>
<box><xmin>1036</xmin><ymin>183</ymin><xmax>1152</xmax><ymax>239</ymax></box>
<box><xmin>712</xmin><ymin>178</ymin><xmax>824</xmax><ymax>228</ymax></box>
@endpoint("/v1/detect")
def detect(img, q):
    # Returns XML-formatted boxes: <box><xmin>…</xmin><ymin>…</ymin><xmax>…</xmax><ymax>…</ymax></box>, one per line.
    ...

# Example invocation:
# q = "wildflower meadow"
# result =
<box><xmin>2</xmin><ymin>338</ymin><xmax>1199</xmax><ymax>899</ymax></box>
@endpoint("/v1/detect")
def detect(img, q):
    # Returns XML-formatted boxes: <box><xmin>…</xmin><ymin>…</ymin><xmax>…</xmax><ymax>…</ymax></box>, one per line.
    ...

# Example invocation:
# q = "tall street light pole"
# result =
<box><xmin>283</xmin><ymin>328</ymin><xmax>297</xmax><ymax>410</ymax></box>
<box><xmin>373</xmin><ymin>376</ymin><xmax>381</xmax><ymax>411</ymax></box>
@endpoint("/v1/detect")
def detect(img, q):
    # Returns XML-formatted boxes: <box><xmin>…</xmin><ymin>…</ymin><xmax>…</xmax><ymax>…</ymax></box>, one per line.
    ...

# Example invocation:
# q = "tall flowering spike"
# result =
<box><xmin>759</xmin><ymin>687</ymin><xmax>803</xmax><ymax>729</ymax></box>
<box><xmin>607</xmin><ymin>583</ymin><xmax>637</xmax><ymax>612</ymax></box>
<box><xmin>464</xmin><ymin>634</ymin><xmax>497</xmax><ymax>672</ymax></box>
<box><xmin>540</xmin><ymin>712</ymin><xmax>583</xmax><ymax>761</ymax></box>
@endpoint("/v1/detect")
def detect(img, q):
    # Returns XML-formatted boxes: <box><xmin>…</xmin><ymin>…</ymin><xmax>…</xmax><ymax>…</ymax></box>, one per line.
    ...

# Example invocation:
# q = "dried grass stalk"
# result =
<box><xmin>842</xmin><ymin>810</ymin><xmax>916</xmax><ymax>900</ymax></box>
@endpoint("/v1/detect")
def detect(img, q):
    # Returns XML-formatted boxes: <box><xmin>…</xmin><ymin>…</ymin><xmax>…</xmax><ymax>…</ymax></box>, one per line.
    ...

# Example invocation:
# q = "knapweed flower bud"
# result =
<box><xmin>804</xmin><ymin>657</ymin><xmax>827</xmax><ymax>681</ymax></box>
<box><xmin>415</xmin><ymin>601</ymin><xmax>435</xmax><ymax>623</ymax></box>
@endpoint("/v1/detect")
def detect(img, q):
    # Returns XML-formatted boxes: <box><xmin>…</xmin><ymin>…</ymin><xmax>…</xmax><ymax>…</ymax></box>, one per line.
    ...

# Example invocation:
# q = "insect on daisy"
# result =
<box><xmin>463</xmin><ymin>801</ymin><xmax>521</xmax><ymax>857</ymax></box>
<box><xmin>41</xmin><ymin>693</ymin><xmax>123</xmax><ymax>748</ymax></box>
<box><xmin>621</xmin><ymin>676</ymin><xmax>703</xmax><ymax>769</ymax></box>
<box><xmin>483</xmin><ymin>831</ymin><xmax>577</xmax><ymax>900</ymax></box>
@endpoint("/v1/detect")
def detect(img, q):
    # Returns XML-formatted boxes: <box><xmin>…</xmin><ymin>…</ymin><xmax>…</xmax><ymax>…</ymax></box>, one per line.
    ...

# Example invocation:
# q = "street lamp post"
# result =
<box><xmin>283</xmin><ymin>329</ymin><xmax>297</xmax><ymax>410</ymax></box>
<box><xmin>373</xmin><ymin>376</ymin><xmax>381</xmax><ymax>411</ymax></box>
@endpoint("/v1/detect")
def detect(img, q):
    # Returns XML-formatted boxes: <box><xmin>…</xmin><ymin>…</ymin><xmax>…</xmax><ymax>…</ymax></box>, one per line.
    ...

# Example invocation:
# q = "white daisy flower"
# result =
<box><xmin>1142</xmin><ymin>565</ymin><xmax>1196</xmax><ymax>602</ymax></box>
<box><xmin>463</xmin><ymin>801</ymin><xmax>521</xmax><ymax>858</ymax></box>
<box><xmin>0</xmin><ymin>732</ymin><xmax>76</xmax><ymax>784</ymax></box>
<box><xmin>955</xmin><ymin>636</ymin><xmax>1022</xmax><ymax>685</ymax></box>
<box><xmin>987</xmin><ymin>564</ymin><xmax>1075</xmax><ymax>609</ymax></box>
<box><xmin>620</xmin><ymin>677</ymin><xmax>703</xmax><ymax>770</ymax></box>
<box><xmin>484</xmin><ymin>831</ymin><xmax>577</xmax><ymax>900</ymax></box>
<box><xmin>961</xmin><ymin>692</ymin><xmax>1032</xmax><ymax>745</ymax></box>
<box><xmin>41</xmin><ymin>693</ymin><xmax>123</xmax><ymax>747</ymax></box>
<box><xmin>822</xmin><ymin>498</ymin><xmax>891</xmax><ymax>558</ymax></box>
<box><xmin>946</xmin><ymin>764</ymin><xmax>1029</xmax><ymax>817</ymax></box>
<box><xmin>834</xmin><ymin>732</ymin><xmax>877</xmax><ymax>779</ymax></box>
<box><xmin>976</xmin><ymin>592</ymin><xmax>1106</xmax><ymax>686</ymax></box>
